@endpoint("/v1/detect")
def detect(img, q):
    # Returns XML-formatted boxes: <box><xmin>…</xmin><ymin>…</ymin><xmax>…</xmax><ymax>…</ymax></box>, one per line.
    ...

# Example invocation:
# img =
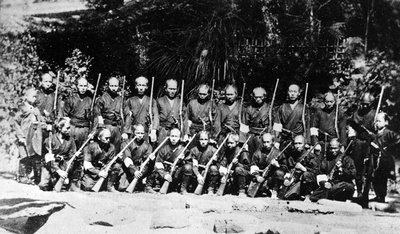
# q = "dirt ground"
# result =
<box><xmin>0</xmin><ymin>173</ymin><xmax>399</xmax><ymax>234</ymax></box>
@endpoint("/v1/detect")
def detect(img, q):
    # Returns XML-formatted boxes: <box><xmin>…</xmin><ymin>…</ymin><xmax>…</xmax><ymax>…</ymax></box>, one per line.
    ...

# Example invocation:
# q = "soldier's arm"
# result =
<box><xmin>83</xmin><ymin>144</ymin><xmax>100</xmax><ymax>176</ymax></box>
<box><xmin>340</xmin><ymin>156</ymin><xmax>356</xmax><ymax>181</ymax></box>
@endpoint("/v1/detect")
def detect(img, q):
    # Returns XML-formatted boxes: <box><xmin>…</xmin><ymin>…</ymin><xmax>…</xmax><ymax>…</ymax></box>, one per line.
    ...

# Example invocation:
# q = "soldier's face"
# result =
<box><xmin>253</xmin><ymin>90</ymin><xmax>264</xmax><ymax>105</ymax></box>
<box><xmin>198</xmin><ymin>87</ymin><xmax>209</xmax><ymax>101</ymax></box>
<box><xmin>329</xmin><ymin>144</ymin><xmax>340</xmax><ymax>157</ymax></box>
<box><xmin>324</xmin><ymin>95</ymin><xmax>335</xmax><ymax>109</ymax></box>
<box><xmin>375</xmin><ymin>114</ymin><xmax>387</xmax><ymax>130</ymax></box>
<box><xmin>134</xmin><ymin>126</ymin><xmax>145</xmax><ymax>141</ymax></box>
<box><xmin>41</xmin><ymin>75</ymin><xmax>53</xmax><ymax>90</ymax></box>
<box><xmin>198</xmin><ymin>133</ymin><xmax>209</xmax><ymax>148</ymax></box>
<box><xmin>166</xmin><ymin>80</ymin><xmax>178</xmax><ymax>98</ymax></box>
<box><xmin>226</xmin><ymin>139</ymin><xmax>237</xmax><ymax>149</ymax></box>
<box><xmin>288</xmin><ymin>85</ymin><xmax>300</xmax><ymax>101</ymax></box>
<box><xmin>225</xmin><ymin>87</ymin><xmax>237</xmax><ymax>104</ymax></box>
<box><xmin>60</xmin><ymin>122</ymin><xmax>71</xmax><ymax>137</ymax></box>
<box><xmin>294</xmin><ymin>138</ymin><xmax>305</xmax><ymax>152</ymax></box>
<box><xmin>77</xmin><ymin>79</ymin><xmax>88</xmax><ymax>95</ymax></box>
<box><xmin>169</xmin><ymin>129</ymin><xmax>181</xmax><ymax>145</ymax></box>
<box><xmin>135</xmin><ymin>79</ymin><xmax>148</xmax><ymax>95</ymax></box>
<box><xmin>99</xmin><ymin>131</ymin><xmax>111</xmax><ymax>145</ymax></box>
<box><xmin>26</xmin><ymin>91</ymin><xmax>37</xmax><ymax>105</ymax></box>
<box><xmin>262</xmin><ymin>135</ymin><xmax>273</xmax><ymax>150</ymax></box>
<box><xmin>108</xmin><ymin>78</ymin><xmax>119</xmax><ymax>93</ymax></box>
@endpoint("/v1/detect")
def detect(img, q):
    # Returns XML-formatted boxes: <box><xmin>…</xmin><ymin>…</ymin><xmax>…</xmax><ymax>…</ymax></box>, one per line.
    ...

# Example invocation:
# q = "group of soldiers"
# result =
<box><xmin>14</xmin><ymin>72</ymin><xmax>400</xmax><ymax>208</ymax></box>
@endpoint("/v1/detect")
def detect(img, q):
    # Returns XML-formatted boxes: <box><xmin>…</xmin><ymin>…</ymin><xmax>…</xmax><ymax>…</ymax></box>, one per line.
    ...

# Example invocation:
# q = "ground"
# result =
<box><xmin>0</xmin><ymin>173</ymin><xmax>399</xmax><ymax>234</ymax></box>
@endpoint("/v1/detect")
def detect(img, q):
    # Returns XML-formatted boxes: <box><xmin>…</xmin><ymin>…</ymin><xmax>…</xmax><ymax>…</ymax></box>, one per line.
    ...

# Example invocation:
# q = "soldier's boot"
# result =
<box><xmin>238</xmin><ymin>189</ymin><xmax>246</xmax><ymax>198</ymax></box>
<box><xmin>107</xmin><ymin>173</ymin><xmax>119</xmax><ymax>193</ymax></box>
<box><xmin>145</xmin><ymin>186</ymin><xmax>157</xmax><ymax>194</ymax></box>
<box><xmin>69</xmin><ymin>180</ymin><xmax>83</xmax><ymax>192</ymax></box>
<box><xmin>237</xmin><ymin>175</ymin><xmax>247</xmax><ymax>197</ymax></box>
<box><xmin>207</xmin><ymin>187</ymin><xmax>215</xmax><ymax>195</ymax></box>
<box><xmin>180</xmin><ymin>175</ymin><xmax>190</xmax><ymax>195</ymax></box>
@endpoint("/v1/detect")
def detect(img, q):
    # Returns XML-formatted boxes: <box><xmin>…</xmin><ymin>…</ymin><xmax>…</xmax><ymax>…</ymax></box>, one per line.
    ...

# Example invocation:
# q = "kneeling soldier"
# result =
<box><xmin>82</xmin><ymin>128</ymin><xmax>121</xmax><ymax>192</ymax></box>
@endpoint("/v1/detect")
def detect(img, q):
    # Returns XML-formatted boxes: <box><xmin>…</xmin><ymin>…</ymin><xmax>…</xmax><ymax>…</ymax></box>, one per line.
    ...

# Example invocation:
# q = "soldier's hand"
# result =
<box><xmin>117</xmin><ymin>153</ymin><xmax>123</xmax><ymax>159</ymax></box>
<box><xmin>177</xmin><ymin>153</ymin><xmax>185</xmax><ymax>160</ymax></box>
<box><xmin>99</xmin><ymin>170</ymin><xmax>108</xmax><ymax>178</ymax></box>
<box><xmin>336</xmin><ymin>161</ymin><xmax>343</xmax><ymax>170</ymax></box>
<box><xmin>295</xmin><ymin>162</ymin><xmax>306</xmax><ymax>172</ymax></box>
<box><xmin>45</xmin><ymin>153</ymin><xmax>55</xmax><ymax>163</ymax></box>
<box><xmin>44</xmin><ymin>110</ymin><xmax>50</xmax><ymax>117</ymax></box>
<box><xmin>209</xmin><ymin>139</ymin><xmax>217</xmax><ymax>145</ymax></box>
<box><xmin>271</xmin><ymin>159</ymin><xmax>280</xmax><ymax>167</ymax></box>
<box><xmin>256</xmin><ymin>175</ymin><xmax>265</xmax><ymax>183</ymax></box>
<box><xmin>242</xmin><ymin>143</ymin><xmax>249</xmax><ymax>151</ymax></box>
<box><xmin>46</xmin><ymin>124</ymin><xmax>52</xmax><ymax>131</ymax></box>
<box><xmin>340</xmin><ymin>146</ymin><xmax>345</xmax><ymax>153</ymax></box>
<box><xmin>164</xmin><ymin>174</ymin><xmax>172</xmax><ymax>182</ymax></box>
<box><xmin>221</xmin><ymin>176</ymin><xmax>227</xmax><ymax>184</ymax></box>
<box><xmin>18</xmin><ymin>137</ymin><xmax>26</xmax><ymax>145</ymax></box>
<box><xmin>232</xmin><ymin>158</ymin><xmax>238</xmax><ymax>165</ymax></box>
<box><xmin>197</xmin><ymin>174</ymin><xmax>204</xmax><ymax>184</ymax></box>
<box><xmin>149</xmin><ymin>153</ymin><xmax>156</xmax><ymax>161</ymax></box>
<box><xmin>134</xmin><ymin>171</ymin><xmax>143</xmax><ymax>179</ymax></box>
<box><xmin>57</xmin><ymin>170</ymin><xmax>68</xmax><ymax>179</ymax></box>
<box><xmin>88</xmin><ymin>132</ymin><xmax>96</xmax><ymax>139</ymax></box>
<box><xmin>98</xmin><ymin>116</ymin><xmax>104</xmax><ymax>125</ymax></box>
<box><xmin>121</xmin><ymin>133</ymin><xmax>128</xmax><ymax>141</ymax></box>
<box><xmin>274</xmin><ymin>142</ymin><xmax>280</xmax><ymax>149</ymax></box>
<box><xmin>149</xmin><ymin>130</ymin><xmax>157</xmax><ymax>143</ymax></box>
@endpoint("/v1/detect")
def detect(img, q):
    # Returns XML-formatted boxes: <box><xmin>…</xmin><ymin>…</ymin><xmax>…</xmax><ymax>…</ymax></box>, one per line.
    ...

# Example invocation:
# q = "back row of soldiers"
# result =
<box><xmin>14</xmin><ymin>73</ymin><xmax>400</xmax><ymax>207</ymax></box>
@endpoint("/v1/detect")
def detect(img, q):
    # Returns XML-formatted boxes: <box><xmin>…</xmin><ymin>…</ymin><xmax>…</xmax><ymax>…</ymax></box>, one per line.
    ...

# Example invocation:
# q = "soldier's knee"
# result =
<box><xmin>234</xmin><ymin>166</ymin><xmax>247</xmax><ymax>176</ymax></box>
<box><xmin>274</xmin><ymin>169</ymin><xmax>285</xmax><ymax>180</ymax></box>
<box><xmin>302</xmin><ymin>171</ymin><xmax>315</xmax><ymax>182</ymax></box>
<box><xmin>209</xmin><ymin>165</ymin><xmax>219</xmax><ymax>175</ymax></box>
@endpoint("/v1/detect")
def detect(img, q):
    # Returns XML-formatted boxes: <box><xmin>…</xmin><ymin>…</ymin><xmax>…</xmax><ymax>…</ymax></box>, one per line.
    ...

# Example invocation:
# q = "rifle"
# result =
<box><xmin>92</xmin><ymin>136</ymin><xmax>137</xmax><ymax>192</ymax></box>
<box><xmin>90</xmin><ymin>73</ymin><xmax>101</xmax><ymax>131</ymax></box>
<box><xmin>125</xmin><ymin>136</ymin><xmax>169</xmax><ymax>193</ymax></box>
<box><xmin>247</xmin><ymin>142</ymin><xmax>292</xmax><ymax>198</ymax></box>
<box><xmin>238</xmin><ymin>82</ymin><xmax>246</xmax><ymax>125</ymax></box>
<box><xmin>335</xmin><ymin>89</ymin><xmax>340</xmax><ymax>138</ymax></box>
<box><xmin>194</xmin><ymin>134</ymin><xmax>230</xmax><ymax>195</ymax></box>
<box><xmin>120</xmin><ymin>76</ymin><xmax>126</xmax><ymax>132</ymax></box>
<box><xmin>54</xmin><ymin>131</ymin><xmax>95</xmax><ymax>192</ymax></box>
<box><xmin>180</xmin><ymin>80</ymin><xmax>185</xmax><ymax>139</ymax></box>
<box><xmin>302</xmin><ymin>83</ymin><xmax>309</xmax><ymax>137</ymax></box>
<box><xmin>53</xmin><ymin>71</ymin><xmax>60</xmax><ymax>119</ymax></box>
<box><xmin>159</xmin><ymin>135</ymin><xmax>196</xmax><ymax>194</ymax></box>
<box><xmin>216</xmin><ymin>136</ymin><xmax>251</xmax><ymax>196</ymax></box>
<box><xmin>148</xmin><ymin>77</ymin><xmax>155</xmax><ymax>139</ymax></box>
<box><xmin>209</xmin><ymin>79</ymin><xmax>215</xmax><ymax>136</ymax></box>
<box><xmin>269</xmin><ymin>79</ymin><xmax>279</xmax><ymax>132</ymax></box>
<box><xmin>374</xmin><ymin>86</ymin><xmax>385</xmax><ymax>122</ymax></box>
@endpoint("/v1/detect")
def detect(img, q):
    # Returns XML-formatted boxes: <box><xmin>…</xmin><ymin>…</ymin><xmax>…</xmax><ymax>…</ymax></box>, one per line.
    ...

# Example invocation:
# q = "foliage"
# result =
<box><xmin>86</xmin><ymin>0</ymin><xmax>123</xmax><ymax>11</ymax></box>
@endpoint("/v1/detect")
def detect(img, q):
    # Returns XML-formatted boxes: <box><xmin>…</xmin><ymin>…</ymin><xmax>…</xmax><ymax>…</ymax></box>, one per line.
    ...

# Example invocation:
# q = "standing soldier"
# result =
<box><xmin>156</xmin><ymin>79</ymin><xmax>187</xmax><ymax>143</ymax></box>
<box><xmin>14</xmin><ymin>88</ymin><xmax>44</xmax><ymax>184</ymax></box>
<box><xmin>282</xmin><ymin>135</ymin><xmax>319</xmax><ymax>201</ymax></box>
<box><xmin>122</xmin><ymin>76</ymin><xmax>159</xmax><ymax>143</ymax></box>
<box><xmin>37</xmin><ymin>73</ymin><xmax>58</xmax><ymax>119</ymax></box>
<box><xmin>311</xmin><ymin>138</ymin><xmax>356</xmax><ymax>202</ymax></box>
<box><xmin>95</xmin><ymin>77</ymin><xmax>123</xmax><ymax>151</ymax></box>
<box><xmin>347</xmin><ymin>92</ymin><xmax>376</xmax><ymax>204</ymax></box>
<box><xmin>214</xmin><ymin>85</ymin><xmax>242</xmax><ymax>143</ymax></box>
<box><xmin>189</xmin><ymin>131</ymin><xmax>219</xmax><ymax>194</ymax></box>
<box><xmin>62</xmin><ymin>77</ymin><xmax>92</xmax><ymax>149</ymax></box>
<box><xmin>81</xmin><ymin>128</ymin><xmax>121</xmax><ymax>192</ymax></box>
<box><xmin>186</xmin><ymin>84</ymin><xmax>216</xmax><ymax>137</ymax></box>
<box><xmin>369</xmin><ymin>113</ymin><xmax>400</xmax><ymax>203</ymax></box>
<box><xmin>145</xmin><ymin>128</ymin><xmax>184</xmax><ymax>193</ymax></box>
<box><xmin>218</xmin><ymin>133</ymin><xmax>250</xmax><ymax>197</ymax></box>
<box><xmin>311</xmin><ymin>92</ymin><xmax>347</xmax><ymax>153</ymax></box>
<box><xmin>250</xmin><ymin>133</ymin><xmax>288</xmax><ymax>198</ymax></box>
<box><xmin>38</xmin><ymin>117</ymin><xmax>80</xmax><ymax>192</ymax></box>
<box><xmin>274</xmin><ymin>84</ymin><xmax>310</xmax><ymax>147</ymax></box>
<box><xmin>242</xmin><ymin>87</ymin><xmax>271</xmax><ymax>155</ymax></box>
<box><xmin>118</xmin><ymin>124</ymin><xmax>153</xmax><ymax>191</ymax></box>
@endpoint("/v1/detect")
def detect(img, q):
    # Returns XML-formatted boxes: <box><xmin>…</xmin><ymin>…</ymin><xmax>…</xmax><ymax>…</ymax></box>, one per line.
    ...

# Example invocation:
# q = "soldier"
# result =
<box><xmin>95</xmin><ymin>77</ymin><xmax>123</xmax><ymax>151</ymax></box>
<box><xmin>145</xmin><ymin>128</ymin><xmax>185</xmax><ymax>193</ymax></box>
<box><xmin>36</xmin><ymin>73</ymin><xmax>57</xmax><ymax>119</ymax></box>
<box><xmin>81</xmin><ymin>128</ymin><xmax>121</xmax><ymax>192</ymax></box>
<box><xmin>38</xmin><ymin>117</ymin><xmax>80</xmax><ymax>192</ymax></box>
<box><xmin>118</xmin><ymin>124</ymin><xmax>153</xmax><ymax>191</ymax></box>
<box><xmin>242</xmin><ymin>87</ymin><xmax>271</xmax><ymax>155</ymax></box>
<box><xmin>274</xmin><ymin>84</ymin><xmax>310</xmax><ymax>146</ymax></box>
<box><xmin>282</xmin><ymin>135</ymin><xmax>319</xmax><ymax>200</ymax></box>
<box><xmin>185</xmin><ymin>84</ymin><xmax>216</xmax><ymax>137</ymax></box>
<box><xmin>370</xmin><ymin>113</ymin><xmax>400</xmax><ymax>203</ymax></box>
<box><xmin>14</xmin><ymin>88</ymin><xmax>44</xmax><ymax>184</ymax></box>
<box><xmin>179</xmin><ymin>131</ymin><xmax>218</xmax><ymax>194</ymax></box>
<box><xmin>214</xmin><ymin>85</ymin><xmax>242</xmax><ymax>143</ymax></box>
<box><xmin>347</xmin><ymin>92</ymin><xmax>376</xmax><ymax>204</ymax></box>
<box><xmin>122</xmin><ymin>76</ymin><xmax>159</xmax><ymax>143</ymax></box>
<box><xmin>250</xmin><ymin>133</ymin><xmax>288</xmax><ymax>198</ymax></box>
<box><xmin>311</xmin><ymin>138</ymin><xmax>356</xmax><ymax>202</ymax></box>
<box><xmin>311</xmin><ymin>92</ymin><xmax>347</xmax><ymax>152</ymax></box>
<box><xmin>218</xmin><ymin>133</ymin><xmax>250</xmax><ymax>197</ymax></box>
<box><xmin>62</xmin><ymin>77</ymin><xmax>92</xmax><ymax>149</ymax></box>
<box><xmin>156</xmin><ymin>79</ymin><xmax>187</xmax><ymax>144</ymax></box>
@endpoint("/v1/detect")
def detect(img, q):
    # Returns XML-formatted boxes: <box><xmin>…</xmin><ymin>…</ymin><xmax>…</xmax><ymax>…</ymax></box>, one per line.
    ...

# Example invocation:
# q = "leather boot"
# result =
<box><xmin>69</xmin><ymin>180</ymin><xmax>83</xmax><ymax>192</ymax></box>
<box><xmin>107</xmin><ymin>173</ymin><xmax>119</xmax><ymax>193</ymax></box>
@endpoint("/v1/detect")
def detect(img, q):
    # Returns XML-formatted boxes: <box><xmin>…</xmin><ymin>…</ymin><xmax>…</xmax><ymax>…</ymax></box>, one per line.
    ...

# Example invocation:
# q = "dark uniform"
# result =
<box><xmin>156</xmin><ymin>96</ymin><xmax>186</xmax><ymax>143</ymax></box>
<box><xmin>214</xmin><ymin>102</ymin><xmax>241</xmax><ymax>143</ymax></box>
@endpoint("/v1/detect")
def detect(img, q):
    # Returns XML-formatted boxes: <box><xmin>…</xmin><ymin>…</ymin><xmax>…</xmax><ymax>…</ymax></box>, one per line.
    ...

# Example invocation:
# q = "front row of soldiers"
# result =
<box><xmin>13</xmin><ymin>73</ymin><xmax>400</xmax><ymax>207</ymax></box>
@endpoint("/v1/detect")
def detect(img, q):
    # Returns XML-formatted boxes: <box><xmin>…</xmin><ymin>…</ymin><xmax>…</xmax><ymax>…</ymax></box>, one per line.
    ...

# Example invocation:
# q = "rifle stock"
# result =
<box><xmin>238</xmin><ymin>83</ymin><xmax>246</xmax><ymax>125</ymax></box>
<box><xmin>216</xmin><ymin>136</ymin><xmax>251</xmax><ymax>196</ymax></box>
<box><xmin>194</xmin><ymin>134</ymin><xmax>230</xmax><ymax>195</ymax></box>
<box><xmin>247</xmin><ymin>142</ymin><xmax>292</xmax><ymax>198</ymax></box>
<box><xmin>54</xmin><ymin>132</ymin><xmax>95</xmax><ymax>192</ymax></box>
<box><xmin>148</xmin><ymin>77</ymin><xmax>155</xmax><ymax>139</ymax></box>
<box><xmin>302</xmin><ymin>83</ymin><xmax>309</xmax><ymax>138</ymax></box>
<box><xmin>374</xmin><ymin>86</ymin><xmax>385</xmax><ymax>122</ymax></box>
<box><xmin>209</xmin><ymin>79</ymin><xmax>215</xmax><ymax>136</ymax></box>
<box><xmin>125</xmin><ymin>136</ymin><xmax>170</xmax><ymax>193</ymax></box>
<box><xmin>179</xmin><ymin>80</ymin><xmax>185</xmax><ymax>138</ymax></box>
<box><xmin>90</xmin><ymin>73</ymin><xmax>101</xmax><ymax>131</ymax></box>
<box><xmin>269</xmin><ymin>79</ymin><xmax>279</xmax><ymax>132</ymax></box>
<box><xmin>92</xmin><ymin>136</ymin><xmax>137</xmax><ymax>192</ymax></box>
<box><xmin>159</xmin><ymin>135</ymin><xmax>196</xmax><ymax>194</ymax></box>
